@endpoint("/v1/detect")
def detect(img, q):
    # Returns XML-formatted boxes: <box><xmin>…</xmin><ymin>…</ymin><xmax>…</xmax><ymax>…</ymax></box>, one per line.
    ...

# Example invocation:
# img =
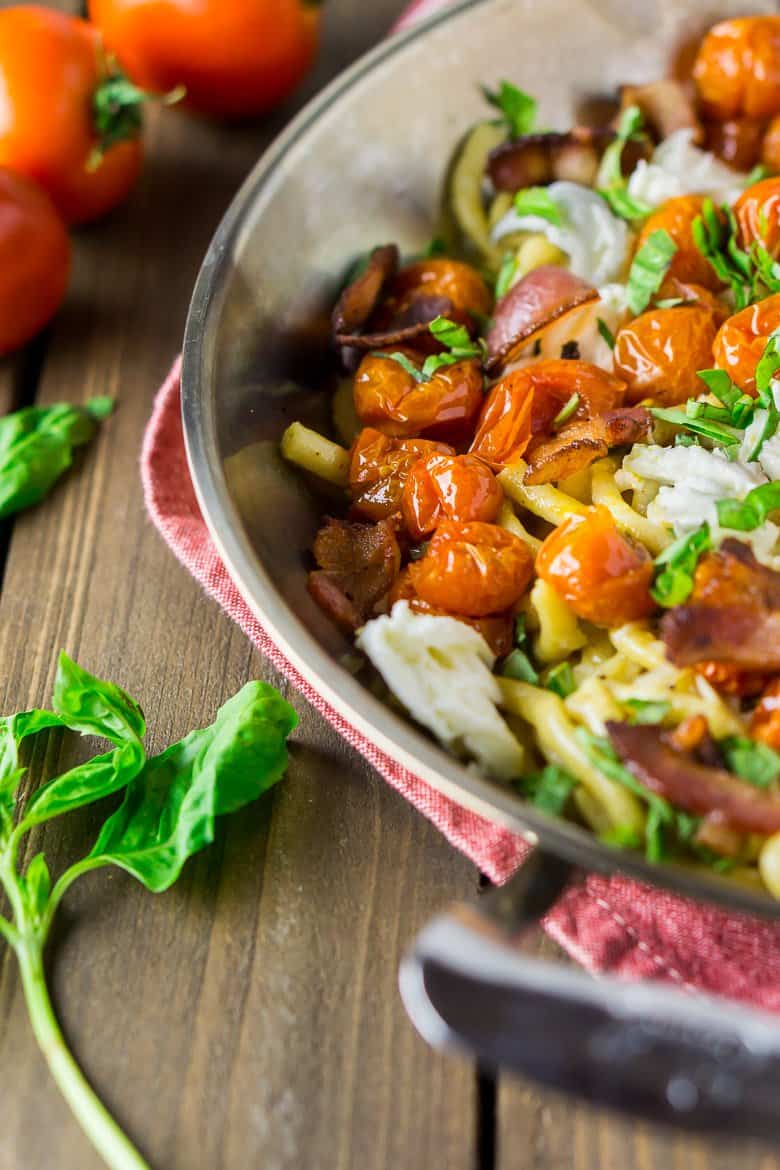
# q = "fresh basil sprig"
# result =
<box><xmin>0</xmin><ymin>654</ymin><xmax>296</xmax><ymax>1170</ymax></box>
<box><xmin>651</xmin><ymin>524</ymin><xmax>711</xmax><ymax>607</ymax></box>
<box><xmin>481</xmin><ymin>80</ymin><xmax>537</xmax><ymax>138</ymax></box>
<box><xmin>0</xmin><ymin>399</ymin><xmax>113</xmax><ymax>519</ymax></box>
<box><xmin>626</xmin><ymin>229</ymin><xmax>677</xmax><ymax>315</ymax></box>
<box><xmin>381</xmin><ymin>317</ymin><xmax>485</xmax><ymax>383</ymax></box>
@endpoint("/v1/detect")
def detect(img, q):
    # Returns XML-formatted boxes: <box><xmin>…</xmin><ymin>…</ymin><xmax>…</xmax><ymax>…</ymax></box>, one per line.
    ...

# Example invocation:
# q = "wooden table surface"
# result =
<box><xmin>0</xmin><ymin>2</ymin><xmax>779</xmax><ymax>1168</ymax></box>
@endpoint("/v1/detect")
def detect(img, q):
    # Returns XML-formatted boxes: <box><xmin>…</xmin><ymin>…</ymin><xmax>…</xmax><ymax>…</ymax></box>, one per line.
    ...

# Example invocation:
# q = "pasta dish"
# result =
<box><xmin>281</xmin><ymin>16</ymin><xmax>780</xmax><ymax>897</ymax></box>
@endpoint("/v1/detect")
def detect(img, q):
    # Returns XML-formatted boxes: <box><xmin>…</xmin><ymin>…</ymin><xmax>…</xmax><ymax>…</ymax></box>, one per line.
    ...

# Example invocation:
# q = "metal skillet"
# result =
<box><xmin>181</xmin><ymin>0</ymin><xmax>780</xmax><ymax>1138</ymax></box>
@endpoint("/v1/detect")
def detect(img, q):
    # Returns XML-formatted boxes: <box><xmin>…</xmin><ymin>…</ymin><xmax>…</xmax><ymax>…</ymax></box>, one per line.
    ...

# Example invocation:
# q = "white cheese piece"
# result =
<box><xmin>491</xmin><ymin>181</ymin><xmax>631</xmax><ymax>286</ymax></box>
<box><xmin>356</xmin><ymin>602</ymin><xmax>525</xmax><ymax>780</ymax></box>
<box><xmin>618</xmin><ymin>443</ymin><xmax>780</xmax><ymax>568</ymax></box>
<box><xmin>626</xmin><ymin>129</ymin><xmax>747</xmax><ymax>209</ymax></box>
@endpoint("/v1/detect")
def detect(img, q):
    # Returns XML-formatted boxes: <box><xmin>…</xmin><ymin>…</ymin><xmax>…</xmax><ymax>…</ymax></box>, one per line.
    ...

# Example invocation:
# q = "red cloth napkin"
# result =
<box><xmin>140</xmin><ymin>1</ymin><xmax>780</xmax><ymax>1008</ymax></box>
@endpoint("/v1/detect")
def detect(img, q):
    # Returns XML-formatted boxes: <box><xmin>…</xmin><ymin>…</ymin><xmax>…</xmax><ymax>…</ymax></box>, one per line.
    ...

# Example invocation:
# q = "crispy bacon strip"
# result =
<box><xmin>607</xmin><ymin>720</ymin><xmax>780</xmax><ymax>836</ymax></box>
<box><xmin>487</xmin><ymin>127</ymin><xmax>616</xmax><ymax>192</ymax></box>
<box><xmin>332</xmin><ymin>244</ymin><xmax>399</xmax><ymax>339</ymax></box>
<box><xmin>485</xmin><ymin>266</ymin><xmax>598</xmax><ymax>374</ymax></box>
<box><xmin>308</xmin><ymin>517</ymin><xmax>400</xmax><ymax>632</ymax></box>
<box><xmin>523</xmin><ymin>407</ymin><xmax>651</xmax><ymax>485</ymax></box>
<box><xmin>336</xmin><ymin>294</ymin><xmax>454</xmax><ymax>350</ymax></box>
<box><xmin>661</xmin><ymin>540</ymin><xmax>780</xmax><ymax>673</ymax></box>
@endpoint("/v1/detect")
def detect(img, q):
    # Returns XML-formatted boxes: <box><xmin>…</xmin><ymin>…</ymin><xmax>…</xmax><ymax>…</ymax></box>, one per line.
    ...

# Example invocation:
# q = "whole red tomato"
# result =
<box><xmin>0</xmin><ymin>6</ymin><xmax>144</xmax><ymax>224</ymax></box>
<box><xmin>89</xmin><ymin>0</ymin><xmax>322</xmax><ymax>119</ymax></box>
<box><xmin>0</xmin><ymin>168</ymin><xmax>70</xmax><ymax>355</ymax></box>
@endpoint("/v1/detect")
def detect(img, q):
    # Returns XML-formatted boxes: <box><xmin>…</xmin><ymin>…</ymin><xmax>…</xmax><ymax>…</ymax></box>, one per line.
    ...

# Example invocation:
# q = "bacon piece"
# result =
<box><xmin>607</xmin><ymin>720</ymin><xmax>780</xmax><ymax>836</ymax></box>
<box><xmin>332</xmin><ymin>244</ymin><xmax>399</xmax><ymax>339</ymax></box>
<box><xmin>486</xmin><ymin>266</ymin><xmax>598</xmax><ymax>374</ymax></box>
<box><xmin>523</xmin><ymin>407</ymin><xmax>651</xmax><ymax>485</ymax></box>
<box><xmin>308</xmin><ymin>517</ymin><xmax>400</xmax><ymax>632</ymax></box>
<box><xmin>661</xmin><ymin>540</ymin><xmax>780</xmax><ymax>673</ymax></box>
<box><xmin>487</xmin><ymin>127</ymin><xmax>618</xmax><ymax>192</ymax></box>
<box><xmin>336</xmin><ymin>294</ymin><xmax>455</xmax><ymax>350</ymax></box>
<box><xmin>620</xmin><ymin>80</ymin><xmax>703</xmax><ymax>144</ymax></box>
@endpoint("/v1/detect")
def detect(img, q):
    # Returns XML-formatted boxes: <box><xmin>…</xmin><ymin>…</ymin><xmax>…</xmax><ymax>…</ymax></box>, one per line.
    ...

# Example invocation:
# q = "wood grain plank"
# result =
<box><xmin>496</xmin><ymin>935</ymin><xmax>780</xmax><ymax>1170</ymax></box>
<box><xmin>0</xmin><ymin>3</ymin><xmax>477</xmax><ymax>1168</ymax></box>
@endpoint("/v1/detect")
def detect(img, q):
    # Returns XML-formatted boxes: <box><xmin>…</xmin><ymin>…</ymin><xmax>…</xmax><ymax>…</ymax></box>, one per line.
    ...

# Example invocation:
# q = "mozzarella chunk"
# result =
<box><xmin>357</xmin><ymin>602</ymin><xmax>525</xmax><ymax>780</ymax></box>
<box><xmin>491</xmin><ymin>181</ymin><xmax>631</xmax><ymax>286</ymax></box>
<box><xmin>626</xmin><ymin>129</ymin><xmax>747</xmax><ymax>209</ymax></box>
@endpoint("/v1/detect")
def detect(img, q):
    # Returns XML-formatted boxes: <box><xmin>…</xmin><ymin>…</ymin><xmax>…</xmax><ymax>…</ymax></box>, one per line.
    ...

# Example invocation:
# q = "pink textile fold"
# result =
<box><xmin>142</xmin><ymin>360</ymin><xmax>780</xmax><ymax>1008</ymax></box>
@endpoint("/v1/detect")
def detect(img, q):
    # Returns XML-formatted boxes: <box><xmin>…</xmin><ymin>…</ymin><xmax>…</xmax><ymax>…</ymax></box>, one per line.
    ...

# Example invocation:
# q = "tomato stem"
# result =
<box><xmin>89</xmin><ymin>62</ymin><xmax>185</xmax><ymax>172</ymax></box>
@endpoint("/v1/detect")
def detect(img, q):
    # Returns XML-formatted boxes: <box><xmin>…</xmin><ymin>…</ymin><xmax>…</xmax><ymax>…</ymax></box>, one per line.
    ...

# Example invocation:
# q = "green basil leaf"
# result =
<box><xmin>545</xmin><ymin>661</ymin><xmax>575</xmax><ymax>698</ymax></box>
<box><xmin>716</xmin><ymin>481</ymin><xmax>780</xmax><ymax>531</ymax></box>
<box><xmin>720</xmin><ymin>735</ymin><xmax>780</xmax><ymax>788</ymax></box>
<box><xmin>374</xmin><ymin>351</ymin><xmax>427</xmax><ymax>384</ymax></box>
<box><xmin>597</xmin><ymin>318</ymin><xmax>616</xmax><ymax>349</ymax></box>
<box><xmin>21</xmin><ymin>742</ymin><xmax>146</xmax><ymax>829</ymax></box>
<box><xmin>650</xmin><ymin>406</ymin><xmax>742</xmax><ymax>446</ymax></box>
<box><xmin>696</xmin><ymin>368</ymin><xmax>742</xmax><ymax>410</ymax></box>
<box><xmin>513</xmin><ymin>186</ymin><xmax>563</xmax><ymax>225</ymax></box>
<box><xmin>754</xmin><ymin>328</ymin><xmax>780</xmax><ymax>405</ymax></box>
<box><xmin>624</xmin><ymin>699</ymin><xmax>671</xmax><ymax>725</ymax></box>
<box><xmin>626</xmin><ymin>229</ymin><xmax>677</xmax><ymax>315</ymax></box>
<box><xmin>600</xmin><ymin>824</ymin><xmax>644</xmax><ymax>850</ymax></box>
<box><xmin>53</xmin><ymin>652</ymin><xmax>145</xmax><ymax>746</ymax></box>
<box><xmin>552</xmin><ymin>392</ymin><xmax>580</xmax><ymax>430</ymax></box>
<box><xmin>500</xmin><ymin>649</ymin><xmax>540</xmax><ymax>685</ymax></box>
<box><xmin>651</xmin><ymin>524</ymin><xmax>711</xmax><ymax>607</ymax></box>
<box><xmin>86</xmin><ymin>682</ymin><xmax>298</xmax><ymax>892</ymax></box>
<box><xmin>20</xmin><ymin>853</ymin><xmax>51</xmax><ymax>924</ymax></box>
<box><xmin>520</xmin><ymin>764</ymin><xmax>576</xmax><ymax>814</ymax></box>
<box><xmin>747</xmin><ymin>164</ymin><xmax>771</xmax><ymax>185</ymax></box>
<box><xmin>599</xmin><ymin>186</ymin><xmax>652</xmax><ymax>223</ymax></box>
<box><xmin>421</xmin><ymin>316</ymin><xmax>485</xmax><ymax>378</ymax></box>
<box><xmin>0</xmin><ymin>400</ymin><xmax>113</xmax><ymax>519</ymax></box>
<box><xmin>494</xmin><ymin>251</ymin><xmax>518</xmax><ymax>299</ymax></box>
<box><xmin>654</xmin><ymin>297</ymin><xmax>686</xmax><ymax>309</ymax></box>
<box><xmin>481</xmin><ymin>81</ymin><xmax>537</xmax><ymax>138</ymax></box>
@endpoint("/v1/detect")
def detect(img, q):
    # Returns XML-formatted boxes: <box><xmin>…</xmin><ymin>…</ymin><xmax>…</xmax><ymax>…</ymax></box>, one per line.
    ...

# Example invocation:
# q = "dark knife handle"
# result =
<box><xmin>400</xmin><ymin>850</ymin><xmax>780</xmax><ymax>1140</ymax></box>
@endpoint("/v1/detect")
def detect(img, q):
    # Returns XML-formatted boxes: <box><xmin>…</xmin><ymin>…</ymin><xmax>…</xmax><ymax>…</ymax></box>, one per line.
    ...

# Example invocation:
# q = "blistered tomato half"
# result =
<box><xmin>353</xmin><ymin>351</ymin><xmax>484</xmax><ymax>444</ymax></box>
<box><xmin>637</xmin><ymin>196</ymin><xmax>723</xmax><ymax>292</ymax></box>
<box><xmin>613</xmin><ymin>305</ymin><xmax>718</xmax><ymax>406</ymax></box>
<box><xmin>535</xmin><ymin>506</ymin><xmax>655</xmax><ymax>627</ymax></box>
<box><xmin>713</xmin><ymin>293</ymin><xmax>780</xmax><ymax>394</ymax></box>
<box><xmin>693</xmin><ymin>17</ymin><xmax>780</xmax><ymax>120</ymax></box>
<box><xmin>409</xmin><ymin>520</ymin><xmax>534</xmax><ymax>617</ymax></box>
<box><xmin>470</xmin><ymin>360</ymin><xmax>626</xmax><ymax>468</ymax></box>
<box><xmin>349</xmin><ymin>428</ymin><xmax>454</xmax><ymax>522</ymax></box>
<box><xmin>402</xmin><ymin>452</ymin><xmax>502</xmax><ymax>540</ymax></box>
<box><xmin>734</xmin><ymin>177</ymin><xmax>780</xmax><ymax>258</ymax></box>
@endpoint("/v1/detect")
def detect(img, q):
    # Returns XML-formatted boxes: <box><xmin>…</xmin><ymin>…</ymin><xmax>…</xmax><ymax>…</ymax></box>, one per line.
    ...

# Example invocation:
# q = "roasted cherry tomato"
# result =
<box><xmin>535</xmin><ymin>506</ymin><xmax>655</xmax><ymax>627</ymax></box>
<box><xmin>734</xmin><ymin>176</ymin><xmax>780</xmax><ymax>257</ymax></box>
<box><xmin>470</xmin><ymin>360</ymin><xmax>626</xmax><ymax>469</ymax></box>
<box><xmin>763</xmin><ymin>115</ymin><xmax>780</xmax><ymax>172</ymax></box>
<box><xmin>377</xmin><ymin>259</ymin><xmax>492</xmax><ymax>328</ymax></box>
<box><xmin>401</xmin><ymin>453</ymin><xmax>503</xmax><ymax>541</ymax></box>
<box><xmin>751</xmin><ymin>678</ymin><xmax>780</xmax><ymax>750</ymax></box>
<box><xmin>695</xmin><ymin>661</ymin><xmax>771</xmax><ymax>697</ymax></box>
<box><xmin>89</xmin><ymin>0</ymin><xmax>320</xmax><ymax>119</ymax></box>
<box><xmin>409</xmin><ymin>521</ymin><xmax>534</xmax><ymax>617</ymax></box>
<box><xmin>712</xmin><ymin>293</ymin><xmax>780</xmax><ymax>393</ymax></box>
<box><xmin>613</xmin><ymin>305</ymin><xmax>719</xmax><ymax>406</ymax></box>
<box><xmin>391</xmin><ymin>567</ymin><xmax>514</xmax><ymax>657</ymax></box>
<box><xmin>654</xmin><ymin>278</ymin><xmax>729</xmax><ymax>323</ymax></box>
<box><xmin>704</xmin><ymin>117</ymin><xmax>766</xmax><ymax>171</ymax></box>
<box><xmin>0</xmin><ymin>7</ymin><xmax>144</xmax><ymax>224</ymax></box>
<box><xmin>693</xmin><ymin>17</ymin><xmax>780</xmax><ymax>120</ymax></box>
<box><xmin>349</xmin><ymin>428</ymin><xmax>453</xmax><ymax>522</ymax></box>
<box><xmin>0</xmin><ymin>168</ymin><xmax>70</xmax><ymax>355</ymax></box>
<box><xmin>637</xmin><ymin>196</ymin><xmax>723</xmax><ymax>291</ymax></box>
<box><xmin>353</xmin><ymin>351</ymin><xmax>484</xmax><ymax>444</ymax></box>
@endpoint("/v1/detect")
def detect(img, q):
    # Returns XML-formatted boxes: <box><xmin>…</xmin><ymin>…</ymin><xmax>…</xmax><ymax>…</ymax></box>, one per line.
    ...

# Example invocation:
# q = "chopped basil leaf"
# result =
<box><xmin>721</xmin><ymin>735</ymin><xmax>780</xmax><ymax>788</ymax></box>
<box><xmin>716</xmin><ymin>481</ymin><xmax>780</xmax><ymax>531</ymax></box>
<box><xmin>545</xmin><ymin>661</ymin><xmax>575</xmax><ymax>698</ymax></box>
<box><xmin>424</xmin><ymin>236</ymin><xmax>447</xmax><ymax>258</ymax></box>
<box><xmin>747</xmin><ymin>163</ymin><xmax>771</xmax><ymax>185</ymax></box>
<box><xmin>624</xmin><ymin>699</ymin><xmax>671</xmax><ymax>725</ymax></box>
<box><xmin>600</xmin><ymin>824</ymin><xmax>644</xmax><ymax>850</ymax></box>
<box><xmin>596</xmin><ymin>106</ymin><xmax>652</xmax><ymax>222</ymax></box>
<box><xmin>577</xmin><ymin>729</ymin><xmax>672</xmax><ymax>861</ymax></box>
<box><xmin>651</xmin><ymin>524</ymin><xmax>711</xmax><ymax>608</ymax></box>
<box><xmin>596</xmin><ymin>318</ymin><xmax>616</xmax><ymax>349</ymax></box>
<box><xmin>654</xmin><ymin>297</ymin><xmax>685</xmax><ymax>309</ymax></box>
<box><xmin>650</xmin><ymin>405</ymin><xmax>742</xmax><ymax>446</ymax></box>
<box><xmin>495</xmin><ymin>251</ymin><xmax>518</xmax><ymax>299</ymax></box>
<box><xmin>481</xmin><ymin>80</ymin><xmax>537</xmax><ymax>138</ymax></box>
<box><xmin>754</xmin><ymin>328</ymin><xmax>780</xmax><ymax>404</ymax></box>
<box><xmin>552</xmin><ymin>392</ymin><xmax>580</xmax><ymax>430</ymax></box>
<box><xmin>520</xmin><ymin>764</ymin><xmax>577</xmax><ymax>814</ymax></box>
<box><xmin>674</xmin><ymin>433</ymin><xmax>699</xmax><ymax>447</ymax></box>
<box><xmin>420</xmin><ymin>316</ymin><xmax>485</xmax><ymax>379</ymax></box>
<box><xmin>600</xmin><ymin>186</ymin><xmax>652</xmax><ymax>222</ymax></box>
<box><xmin>377</xmin><ymin>351</ymin><xmax>427</xmax><ymax>383</ymax></box>
<box><xmin>626</xmin><ymin>229</ymin><xmax>677</xmax><ymax>315</ymax></box>
<box><xmin>513</xmin><ymin>186</ymin><xmax>562</xmax><ymax>225</ymax></box>
<box><xmin>500</xmin><ymin>649</ymin><xmax>540</xmax><ymax>685</ymax></box>
<box><xmin>696</xmin><ymin>368</ymin><xmax>742</xmax><ymax>409</ymax></box>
